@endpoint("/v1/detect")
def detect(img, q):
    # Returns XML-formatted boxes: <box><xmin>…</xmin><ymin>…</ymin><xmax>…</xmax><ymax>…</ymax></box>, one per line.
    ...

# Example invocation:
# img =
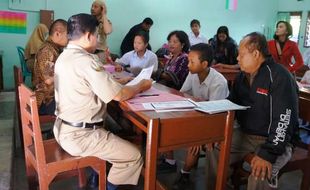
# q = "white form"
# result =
<box><xmin>126</xmin><ymin>65</ymin><xmax>154</xmax><ymax>86</ymax></box>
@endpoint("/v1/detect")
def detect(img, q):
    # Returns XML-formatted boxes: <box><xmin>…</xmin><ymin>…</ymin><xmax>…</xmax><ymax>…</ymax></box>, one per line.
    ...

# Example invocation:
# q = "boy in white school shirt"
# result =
<box><xmin>188</xmin><ymin>19</ymin><xmax>208</xmax><ymax>46</ymax></box>
<box><xmin>158</xmin><ymin>43</ymin><xmax>229</xmax><ymax>189</ymax></box>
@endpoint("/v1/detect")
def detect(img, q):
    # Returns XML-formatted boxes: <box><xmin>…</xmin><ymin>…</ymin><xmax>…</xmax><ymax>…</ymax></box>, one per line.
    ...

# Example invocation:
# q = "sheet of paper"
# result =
<box><xmin>150</xmin><ymin>100</ymin><xmax>196</xmax><ymax>110</ymax></box>
<box><xmin>126</xmin><ymin>65</ymin><xmax>154</xmax><ymax>86</ymax></box>
<box><xmin>194</xmin><ymin>99</ymin><xmax>250</xmax><ymax>114</ymax></box>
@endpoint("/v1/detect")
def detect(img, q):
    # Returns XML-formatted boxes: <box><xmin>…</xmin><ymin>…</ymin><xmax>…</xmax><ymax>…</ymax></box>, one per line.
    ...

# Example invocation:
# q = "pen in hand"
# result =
<box><xmin>138</xmin><ymin>94</ymin><xmax>160</xmax><ymax>97</ymax></box>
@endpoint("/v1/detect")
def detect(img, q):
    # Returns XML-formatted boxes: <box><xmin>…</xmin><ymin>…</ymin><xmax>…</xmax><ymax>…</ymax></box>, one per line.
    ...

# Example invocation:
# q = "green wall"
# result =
<box><xmin>1</xmin><ymin>0</ymin><xmax>278</xmax><ymax>90</ymax></box>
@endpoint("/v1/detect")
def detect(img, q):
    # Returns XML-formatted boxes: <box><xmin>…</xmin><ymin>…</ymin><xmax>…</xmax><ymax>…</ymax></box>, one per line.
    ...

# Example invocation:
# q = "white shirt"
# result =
<box><xmin>180</xmin><ymin>68</ymin><xmax>229</xmax><ymax>100</ymax></box>
<box><xmin>188</xmin><ymin>32</ymin><xmax>208</xmax><ymax>46</ymax></box>
<box><xmin>118</xmin><ymin>49</ymin><xmax>158</xmax><ymax>73</ymax></box>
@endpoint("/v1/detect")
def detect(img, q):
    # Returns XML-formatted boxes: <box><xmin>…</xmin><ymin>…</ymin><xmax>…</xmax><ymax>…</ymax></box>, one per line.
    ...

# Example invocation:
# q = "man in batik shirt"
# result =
<box><xmin>32</xmin><ymin>19</ymin><xmax>68</xmax><ymax>115</ymax></box>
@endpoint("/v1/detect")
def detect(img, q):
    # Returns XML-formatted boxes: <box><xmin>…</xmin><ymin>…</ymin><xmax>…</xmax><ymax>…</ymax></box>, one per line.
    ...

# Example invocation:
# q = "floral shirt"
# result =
<box><xmin>164</xmin><ymin>52</ymin><xmax>189</xmax><ymax>88</ymax></box>
<box><xmin>33</xmin><ymin>38</ymin><xmax>62</xmax><ymax>107</ymax></box>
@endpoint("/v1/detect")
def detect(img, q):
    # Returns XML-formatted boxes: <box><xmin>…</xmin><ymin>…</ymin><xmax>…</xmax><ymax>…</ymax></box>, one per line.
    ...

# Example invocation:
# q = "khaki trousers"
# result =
<box><xmin>206</xmin><ymin>127</ymin><xmax>292</xmax><ymax>190</ymax></box>
<box><xmin>53</xmin><ymin>118</ymin><xmax>143</xmax><ymax>185</ymax></box>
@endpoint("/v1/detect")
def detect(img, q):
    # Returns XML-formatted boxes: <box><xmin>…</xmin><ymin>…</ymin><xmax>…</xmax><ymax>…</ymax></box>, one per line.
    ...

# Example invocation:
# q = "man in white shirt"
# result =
<box><xmin>188</xmin><ymin>19</ymin><xmax>208</xmax><ymax>46</ymax></box>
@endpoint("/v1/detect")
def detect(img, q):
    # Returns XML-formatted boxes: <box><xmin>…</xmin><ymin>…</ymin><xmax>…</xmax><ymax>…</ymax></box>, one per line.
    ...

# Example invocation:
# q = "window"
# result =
<box><xmin>304</xmin><ymin>12</ymin><xmax>310</xmax><ymax>47</ymax></box>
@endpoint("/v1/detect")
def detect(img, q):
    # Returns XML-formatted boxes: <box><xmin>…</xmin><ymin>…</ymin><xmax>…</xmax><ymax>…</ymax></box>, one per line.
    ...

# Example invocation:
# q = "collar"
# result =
<box><xmin>133</xmin><ymin>50</ymin><xmax>147</xmax><ymax>58</ymax></box>
<box><xmin>190</xmin><ymin>31</ymin><xmax>201</xmax><ymax>38</ymax></box>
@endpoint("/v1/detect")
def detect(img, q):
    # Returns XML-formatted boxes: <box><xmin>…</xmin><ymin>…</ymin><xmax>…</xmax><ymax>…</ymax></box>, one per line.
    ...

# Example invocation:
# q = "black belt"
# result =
<box><xmin>61</xmin><ymin>119</ymin><xmax>103</xmax><ymax>129</ymax></box>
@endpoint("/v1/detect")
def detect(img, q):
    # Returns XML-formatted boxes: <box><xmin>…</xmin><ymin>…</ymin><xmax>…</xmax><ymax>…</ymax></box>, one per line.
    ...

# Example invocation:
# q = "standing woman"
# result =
<box><xmin>156</xmin><ymin>30</ymin><xmax>190</xmax><ymax>90</ymax></box>
<box><xmin>268</xmin><ymin>21</ymin><xmax>304</xmax><ymax>73</ymax></box>
<box><xmin>24</xmin><ymin>24</ymin><xmax>48</xmax><ymax>72</ymax></box>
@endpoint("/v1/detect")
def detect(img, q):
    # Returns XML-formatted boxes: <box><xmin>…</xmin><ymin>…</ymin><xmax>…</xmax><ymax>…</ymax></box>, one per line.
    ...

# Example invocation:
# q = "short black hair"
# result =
<box><xmin>190</xmin><ymin>19</ymin><xmax>200</xmax><ymax>27</ymax></box>
<box><xmin>67</xmin><ymin>13</ymin><xmax>99</xmax><ymax>41</ymax></box>
<box><xmin>135</xmin><ymin>31</ymin><xmax>149</xmax><ymax>44</ymax></box>
<box><xmin>142</xmin><ymin>17</ymin><xmax>153</xmax><ymax>25</ymax></box>
<box><xmin>243</xmin><ymin>32</ymin><xmax>270</xmax><ymax>58</ymax></box>
<box><xmin>49</xmin><ymin>19</ymin><xmax>67</xmax><ymax>35</ymax></box>
<box><xmin>273</xmin><ymin>21</ymin><xmax>293</xmax><ymax>40</ymax></box>
<box><xmin>190</xmin><ymin>43</ymin><xmax>214</xmax><ymax>66</ymax></box>
<box><xmin>167</xmin><ymin>30</ymin><xmax>190</xmax><ymax>53</ymax></box>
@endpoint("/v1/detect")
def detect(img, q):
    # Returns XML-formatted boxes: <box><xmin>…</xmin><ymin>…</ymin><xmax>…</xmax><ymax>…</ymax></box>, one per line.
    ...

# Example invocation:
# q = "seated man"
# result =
<box><xmin>53</xmin><ymin>13</ymin><xmax>152</xmax><ymax>190</ymax></box>
<box><xmin>208</xmin><ymin>32</ymin><xmax>299</xmax><ymax>190</ymax></box>
<box><xmin>32</xmin><ymin>19</ymin><xmax>68</xmax><ymax>115</ymax></box>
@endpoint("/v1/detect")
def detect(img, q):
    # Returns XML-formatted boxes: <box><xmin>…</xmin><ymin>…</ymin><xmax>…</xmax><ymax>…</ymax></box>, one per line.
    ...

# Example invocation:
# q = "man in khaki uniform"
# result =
<box><xmin>53</xmin><ymin>13</ymin><xmax>152</xmax><ymax>190</ymax></box>
<box><xmin>91</xmin><ymin>0</ymin><xmax>112</xmax><ymax>62</ymax></box>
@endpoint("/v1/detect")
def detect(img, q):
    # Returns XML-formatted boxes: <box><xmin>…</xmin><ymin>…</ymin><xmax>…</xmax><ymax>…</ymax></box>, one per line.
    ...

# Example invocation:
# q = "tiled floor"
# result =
<box><xmin>0</xmin><ymin>91</ymin><xmax>308</xmax><ymax>190</ymax></box>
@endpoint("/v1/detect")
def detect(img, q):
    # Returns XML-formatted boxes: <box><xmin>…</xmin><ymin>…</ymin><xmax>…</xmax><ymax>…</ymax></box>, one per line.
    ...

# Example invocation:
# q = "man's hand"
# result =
<box><xmin>250</xmin><ymin>155</ymin><xmax>272</xmax><ymax>180</ymax></box>
<box><xmin>114</xmin><ymin>64</ymin><xmax>123</xmax><ymax>72</ymax></box>
<box><xmin>139</xmin><ymin>79</ymin><xmax>152</xmax><ymax>92</ymax></box>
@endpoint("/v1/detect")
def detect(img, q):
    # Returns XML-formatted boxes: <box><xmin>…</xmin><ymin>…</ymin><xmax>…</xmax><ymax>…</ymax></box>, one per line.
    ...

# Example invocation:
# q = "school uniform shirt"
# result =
<box><xmin>228</xmin><ymin>57</ymin><xmax>299</xmax><ymax>163</ymax></box>
<box><xmin>180</xmin><ymin>68</ymin><xmax>229</xmax><ymax>101</ymax></box>
<box><xmin>188</xmin><ymin>32</ymin><xmax>208</xmax><ymax>46</ymax></box>
<box><xmin>268</xmin><ymin>39</ymin><xmax>304</xmax><ymax>72</ymax></box>
<box><xmin>118</xmin><ymin>49</ymin><xmax>158</xmax><ymax>72</ymax></box>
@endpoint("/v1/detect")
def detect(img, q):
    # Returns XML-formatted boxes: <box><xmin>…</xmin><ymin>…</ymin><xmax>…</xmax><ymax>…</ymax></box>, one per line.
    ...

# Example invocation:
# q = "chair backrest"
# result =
<box><xmin>299</xmin><ymin>97</ymin><xmax>310</xmax><ymax>123</ymax></box>
<box><xmin>18</xmin><ymin>83</ymin><xmax>47</xmax><ymax>166</ymax></box>
<box><xmin>14</xmin><ymin>66</ymin><xmax>24</xmax><ymax>149</ymax></box>
<box><xmin>16</xmin><ymin>46</ymin><xmax>31</xmax><ymax>75</ymax></box>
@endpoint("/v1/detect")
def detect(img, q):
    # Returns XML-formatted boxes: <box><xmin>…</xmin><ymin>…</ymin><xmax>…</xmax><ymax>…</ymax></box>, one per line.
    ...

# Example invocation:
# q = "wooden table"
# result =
<box><xmin>113</xmin><ymin>83</ymin><xmax>235</xmax><ymax>190</ymax></box>
<box><xmin>299</xmin><ymin>87</ymin><xmax>310</xmax><ymax>100</ymax></box>
<box><xmin>214</xmin><ymin>68</ymin><xmax>240</xmax><ymax>88</ymax></box>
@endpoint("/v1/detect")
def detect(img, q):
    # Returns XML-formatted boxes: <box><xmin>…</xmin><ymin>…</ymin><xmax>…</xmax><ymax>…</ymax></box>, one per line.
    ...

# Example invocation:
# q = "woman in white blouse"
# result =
<box><xmin>115</xmin><ymin>31</ymin><xmax>158</xmax><ymax>76</ymax></box>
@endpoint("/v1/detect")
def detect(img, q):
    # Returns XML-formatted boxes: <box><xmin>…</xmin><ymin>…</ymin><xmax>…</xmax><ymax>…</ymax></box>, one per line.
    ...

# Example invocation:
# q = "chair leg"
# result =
<box><xmin>25</xmin><ymin>160</ymin><xmax>37</xmax><ymax>189</ymax></box>
<box><xmin>78</xmin><ymin>168</ymin><xmax>87</xmax><ymax>188</ymax></box>
<box><xmin>300</xmin><ymin>169</ymin><xmax>310</xmax><ymax>190</ymax></box>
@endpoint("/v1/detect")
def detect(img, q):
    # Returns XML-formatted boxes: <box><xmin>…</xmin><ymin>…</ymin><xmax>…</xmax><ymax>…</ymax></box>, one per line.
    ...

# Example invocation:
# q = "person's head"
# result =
<box><xmin>91</xmin><ymin>0</ymin><xmax>106</xmax><ymax>17</ymax></box>
<box><xmin>141</xmin><ymin>17</ymin><xmax>153</xmax><ymax>31</ymax></box>
<box><xmin>188</xmin><ymin>43</ymin><xmax>214</xmax><ymax>74</ymax></box>
<box><xmin>190</xmin><ymin>19</ymin><xmax>201</xmax><ymax>35</ymax></box>
<box><xmin>167</xmin><ymin>30</ymin><xmax>190</xmax><ymax>54</ymax></box>
<box><xmin>33</xmin><ymin>24</ymin><xmax>48</xmax><ymax>42</ymax></box>
<box><xmin>216</xmin><ymin>26</ymin><xmax>229</xmax><ymax>43</ymax></box>
<box><xmin>49</xmin><ymin>19</ymin><xmax>68</xmax><ymax>47</ymax></box>
<box><xmin>67</xmin><ymin>13</ymin><xmax>99</xmax><ymax>53</ymax></box>
<box><xmin>274</xmin><ymin>21</ymin><xmax>292</xmax><ymax>40</ymax></box>
<box><xmin>133</xmin><ymin>31</ymin><xmax>149</xmax><ymax>52</ymax></box>
<box><xmin>237</xmin><ymin>32</ymin><xmax>270</xmax><ymax>74</ymax></box>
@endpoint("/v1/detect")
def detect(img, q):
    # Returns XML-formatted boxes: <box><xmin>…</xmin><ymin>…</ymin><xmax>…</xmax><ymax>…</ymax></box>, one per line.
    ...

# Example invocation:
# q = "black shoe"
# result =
<box><xmin>157</xmin><ymin>160</ymin><xmax>177</xmax><ymax>174</ymax></box>
<box><xmin>87</xmin><ymin>173</ymin><xmax>98</xmax><ymax>189</ymax></box>
<box><xmin>172</xmin><ymin>172</ymin><xmax>191</xmax><ymax>190</ymax></box>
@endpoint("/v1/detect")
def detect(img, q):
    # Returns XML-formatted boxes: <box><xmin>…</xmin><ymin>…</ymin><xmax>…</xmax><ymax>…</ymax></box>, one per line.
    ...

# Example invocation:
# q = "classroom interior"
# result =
<box><xmin>1</xmin><ymin>0</ymin><xmax>310</xmax><ymax>190</ymax></box>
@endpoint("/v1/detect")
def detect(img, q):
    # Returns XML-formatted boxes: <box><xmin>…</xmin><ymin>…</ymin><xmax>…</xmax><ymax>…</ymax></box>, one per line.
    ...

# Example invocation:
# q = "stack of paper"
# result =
<box><xmin>194</xmin><ymin>99</ymin><xmax>250</xmax><ymax>114</ymax></box>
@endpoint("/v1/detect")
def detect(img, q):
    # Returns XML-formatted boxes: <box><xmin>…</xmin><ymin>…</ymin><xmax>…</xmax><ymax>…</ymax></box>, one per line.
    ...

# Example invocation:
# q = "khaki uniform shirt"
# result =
<box><xmin>96</xmin><ymin>22</ymin><xmax>107</xmax><ymax>51</ymax></box>
<box><xmin>54</xmin><ymin>43</ymin><xmax>122</xmax><ymax>123</ymax></box>
<box><xmin>33</xmin><ymin>38</ymin><xmax>61</xmax><ymax>107</ymax></box>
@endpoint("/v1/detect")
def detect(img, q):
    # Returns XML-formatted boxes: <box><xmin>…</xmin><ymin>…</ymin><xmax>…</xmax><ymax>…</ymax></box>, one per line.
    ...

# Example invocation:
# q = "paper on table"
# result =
<box><xmin>150</xmin><ymin>100</ymin><xmax>197</xmax><ymax>110</ymax></box>
<box><xmin>194</xmin><ymin>99</ymin><xmax>250</xmax><ymax>114</ymax></box>
<box><xmin>126</xmin><ymin>65</ymin><xmax>154</xmax><ymax>86</ymax></box>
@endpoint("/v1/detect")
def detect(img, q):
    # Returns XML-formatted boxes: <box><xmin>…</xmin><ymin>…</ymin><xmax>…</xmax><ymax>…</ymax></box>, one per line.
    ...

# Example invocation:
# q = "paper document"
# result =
<box><xmin>126</xmin><ymin>65</ymin><xmax>154</xmax><ymax>86</ymax></box>
<box><xmin>194</xmin><ymin>99</ymin><xmax>250</xmax><ymax>114</ymax></box>
<box><xmin>150</xmin><ymin>100</ymin><xmax>196</xmax><ymax>110</ymax></box>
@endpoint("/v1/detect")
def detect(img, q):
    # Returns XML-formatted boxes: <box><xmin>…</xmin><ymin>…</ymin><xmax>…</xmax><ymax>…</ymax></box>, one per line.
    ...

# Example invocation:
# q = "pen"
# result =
<box><xmin>138</xmin><ymin>94</ymin><xmax>160</xmax><ymax>97</ymax></box>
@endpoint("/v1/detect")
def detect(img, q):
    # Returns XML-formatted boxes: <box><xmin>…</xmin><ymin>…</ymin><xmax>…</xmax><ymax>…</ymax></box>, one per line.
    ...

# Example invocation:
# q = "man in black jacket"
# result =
<box><xmin>207</xmin><ymin>32</ymin><xmax>299</xmax><ymax>190</ymax></box>
<box><xmin>120</xmin><ymin>17</ymin><xmax>153</xmax><ymax>55</ymax></box>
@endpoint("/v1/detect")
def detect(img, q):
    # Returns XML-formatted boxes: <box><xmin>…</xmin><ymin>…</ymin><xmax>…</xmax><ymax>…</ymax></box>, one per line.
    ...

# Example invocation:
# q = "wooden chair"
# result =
<box><xmin>18</xmin><ymin>83</ymin><xmax>107</xmax><ymax>190</ymax></box>
<box><xmin>231</xmin><ymin>97</ymin><xmax>310</xmax><ymax>190</ymax></box>
<box><xmin>16</xmin><ymin>46</ymin><xmax>32</xmax><ymax>82</ymax></box>
<box><xmin>14</xmin><ymin>65</ymin><xmax>55</xmax><ymax>150</ymax></box>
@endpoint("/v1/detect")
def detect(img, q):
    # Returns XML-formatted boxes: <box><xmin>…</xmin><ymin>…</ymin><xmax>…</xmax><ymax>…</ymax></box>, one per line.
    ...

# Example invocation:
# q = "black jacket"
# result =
<box><xmin>228</xmin><ymin>57</ymin><xmax>299</xmax><ymax>163</ymax></box>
